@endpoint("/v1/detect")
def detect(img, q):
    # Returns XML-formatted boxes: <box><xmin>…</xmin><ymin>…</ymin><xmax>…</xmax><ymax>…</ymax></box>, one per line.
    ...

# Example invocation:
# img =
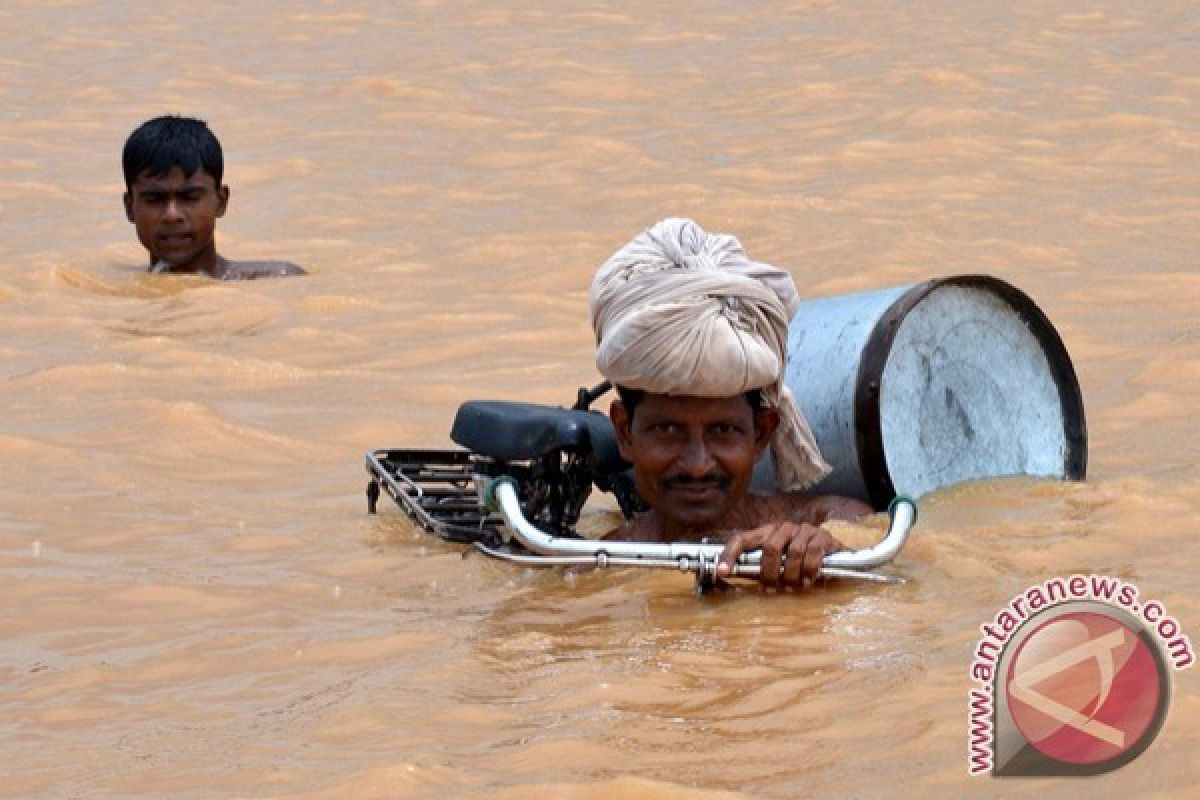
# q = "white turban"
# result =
<box><xmin>590</xmin><ymin>218</ymin><xmax>830</xmax><ymax>490</ymax></box>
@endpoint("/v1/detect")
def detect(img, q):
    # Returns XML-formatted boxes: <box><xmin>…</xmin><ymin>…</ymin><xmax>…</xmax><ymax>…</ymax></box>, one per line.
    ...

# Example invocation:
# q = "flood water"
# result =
<box><xmin>2</xmin><ymin>1</ymin><xmax>1198</xmax><ymax>797</ymax></box>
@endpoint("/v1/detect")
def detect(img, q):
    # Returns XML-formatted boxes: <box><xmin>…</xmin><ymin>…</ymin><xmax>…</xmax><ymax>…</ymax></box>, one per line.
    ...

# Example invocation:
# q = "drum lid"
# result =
<box><xmin>856</xmin><ymin>275</ymin><xmax>1087</xmax><ymax>507</ymax></box>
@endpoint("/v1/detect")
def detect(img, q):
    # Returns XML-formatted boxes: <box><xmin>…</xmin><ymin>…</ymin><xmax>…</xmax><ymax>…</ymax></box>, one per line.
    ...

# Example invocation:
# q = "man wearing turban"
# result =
<box><xmin>592</xmin><ymin>218</ymin><xmax>871</xmax><ymax>589</ymax></box>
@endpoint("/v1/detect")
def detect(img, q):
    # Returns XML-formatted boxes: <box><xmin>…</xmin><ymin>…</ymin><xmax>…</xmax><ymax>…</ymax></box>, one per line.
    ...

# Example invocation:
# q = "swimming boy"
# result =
<box><xmin>122</xmin><ymin>115</ymin><xmax>306</xmax><ymax>280</ymax></box>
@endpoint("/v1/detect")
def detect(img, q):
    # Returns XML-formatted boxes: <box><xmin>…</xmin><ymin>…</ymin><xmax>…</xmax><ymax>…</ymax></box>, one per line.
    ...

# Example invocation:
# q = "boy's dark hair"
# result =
<box><xmin>122</xmin><ymin>115</ymin><xmax>223</xmax><ymax>191</ymax></box>
<box><xmin>615</xmin><ymin>385</ymin><xmax>766</xmax><ymax>419</ymax></box>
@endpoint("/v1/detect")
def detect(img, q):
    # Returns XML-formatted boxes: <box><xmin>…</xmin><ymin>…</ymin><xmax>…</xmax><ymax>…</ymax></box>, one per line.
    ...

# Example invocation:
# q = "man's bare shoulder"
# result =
<box><xmin>219</xmin><ymin>259</ymin><xmax>307</xmax><ymax>280</ymax></box>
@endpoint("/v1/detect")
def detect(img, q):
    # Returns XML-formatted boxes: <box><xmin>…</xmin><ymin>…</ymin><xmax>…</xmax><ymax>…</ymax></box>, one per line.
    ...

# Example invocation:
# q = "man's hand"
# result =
<box><xmin>716</xmin><ymin>522</ymin><xmax>844</xmax><ymax>590</ymax></box>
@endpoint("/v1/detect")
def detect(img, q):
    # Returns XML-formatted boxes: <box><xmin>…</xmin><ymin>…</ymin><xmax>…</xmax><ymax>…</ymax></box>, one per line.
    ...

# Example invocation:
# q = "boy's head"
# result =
<box><xmin>122</xmin><ymin>115</ymin><xmax>223</xmax><ymax>191</ymax></box>
<box><xmin>122</xmin><ymin>116</ymin><xmax>229</xmax><ymax>272</ymax></box>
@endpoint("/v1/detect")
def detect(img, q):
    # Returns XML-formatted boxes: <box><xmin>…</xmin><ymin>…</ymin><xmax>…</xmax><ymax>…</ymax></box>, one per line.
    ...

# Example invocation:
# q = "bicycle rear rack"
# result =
<box><xmin>366</xmin><ymin>448</ymin><xmax>513</xmax><ymax>544</ymax></box>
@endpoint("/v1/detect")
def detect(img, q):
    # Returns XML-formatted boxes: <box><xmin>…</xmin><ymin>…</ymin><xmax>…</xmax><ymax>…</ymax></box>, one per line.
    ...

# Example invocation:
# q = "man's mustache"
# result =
<box><xmin>662</xmin><ymin>474</ymin><xmax>731</xmax><ymax>490</ymax></box>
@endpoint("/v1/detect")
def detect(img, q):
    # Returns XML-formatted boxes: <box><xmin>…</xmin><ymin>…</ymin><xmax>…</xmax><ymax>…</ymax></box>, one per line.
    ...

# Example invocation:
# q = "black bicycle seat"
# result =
<box><xmin>450</xmin><ymin>401</ymin><xmax>628</xmax><ymax>475</ymax></box>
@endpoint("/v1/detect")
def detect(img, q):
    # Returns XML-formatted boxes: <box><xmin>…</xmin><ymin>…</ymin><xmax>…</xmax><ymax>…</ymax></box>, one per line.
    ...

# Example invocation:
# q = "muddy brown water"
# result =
<box><xmin>1</xmin><ymin>2</ymin><xmax>1197</xmax><ymax>797</ymax></box>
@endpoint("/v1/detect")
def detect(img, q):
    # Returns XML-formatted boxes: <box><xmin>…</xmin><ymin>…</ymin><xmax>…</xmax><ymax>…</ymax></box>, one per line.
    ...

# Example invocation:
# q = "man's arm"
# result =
<box><xmin>799</xmin><ymin>494</ymin><xmax>874</xmax><ymax>526</ymax></box>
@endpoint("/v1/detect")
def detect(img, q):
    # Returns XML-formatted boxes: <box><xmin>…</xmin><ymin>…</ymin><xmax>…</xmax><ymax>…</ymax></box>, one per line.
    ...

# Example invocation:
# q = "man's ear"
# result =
<box><xmin>216</xmin><ymin>185</ymin><xmax>229</xmax><ymax>217</ymax></box>
<box><xmin>753</xmin><ymin>407</ymin><xmax>780</xmax><ymax>456</ymax></box>
<box><xmin>123</xmin><ymin>192</ymin><xmax>134</xmax><ymax>223</ymax></box>
<box><xmin>610</xmin><ymin>399</ymin><xmax>635</xmax><ymax>461</ymax></box>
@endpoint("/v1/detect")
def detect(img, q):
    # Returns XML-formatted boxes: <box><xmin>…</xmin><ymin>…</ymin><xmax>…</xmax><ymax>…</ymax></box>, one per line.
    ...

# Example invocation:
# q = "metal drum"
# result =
<box><xmin>776</xmin><ymin>275</ymin><xmax>1086</xmax><ymax>507</ymax></box>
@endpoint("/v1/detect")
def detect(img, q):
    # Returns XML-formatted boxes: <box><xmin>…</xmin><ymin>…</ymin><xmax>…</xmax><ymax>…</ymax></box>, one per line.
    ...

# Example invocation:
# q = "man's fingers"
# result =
<box><xmin>717</xmin><ymin>530</ymin><xmax>758</xmax><ymax>578</ymax></box>
<box><xmin>717</xmin><ymin>525</ymin><xmax>843</xmax><ymax>589</ymax></box>
<box><xmin>759</xmin><ymin>525</ymin><xmax>793</xmax><ymax>589</ymax></box>
<box><xmin>802</xmin><ymin>529</ymin><xmax>826</xmax><ymax>584</ymax></box>
<box><xmin>783</xmin><ymin>533</ymin><xmax>808</xmax><ymax>587</ymax></box>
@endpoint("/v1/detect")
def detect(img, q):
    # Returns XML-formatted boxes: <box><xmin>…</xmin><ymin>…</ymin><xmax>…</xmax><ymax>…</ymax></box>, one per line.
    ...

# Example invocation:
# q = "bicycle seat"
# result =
<box><xmin>450</xmin><ymin>401</ymin><xmax>628</xmax><ymax>475</ymax></box>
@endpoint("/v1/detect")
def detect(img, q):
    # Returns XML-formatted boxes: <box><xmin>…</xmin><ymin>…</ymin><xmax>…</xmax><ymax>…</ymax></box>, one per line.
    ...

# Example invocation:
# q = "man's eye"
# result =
<box><xmin>142</xmin><ymin>193</ymin><xmax>166</xmax><ymax>204</ymax></box>
<box><xmin>179</xmin><ymin>191</ymin><xmax>203</xmax><ymax>202</ymax></box>
<box><xmin>650</xmin><ymin>422</ymin><xmax>678</xmax><ymax>434</ymax></box>
<box><xmin>711</xmin><ymin>423</ymin><xmax>741</xmax><ymax>437</ymax></box>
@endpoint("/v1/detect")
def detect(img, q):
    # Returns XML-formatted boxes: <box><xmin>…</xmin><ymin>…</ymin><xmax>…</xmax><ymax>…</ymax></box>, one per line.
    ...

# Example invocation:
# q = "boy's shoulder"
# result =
<box><xmin>217</xmin><ymin>259</ymin><xmax>307</xmax><ymax>280</ymax></box>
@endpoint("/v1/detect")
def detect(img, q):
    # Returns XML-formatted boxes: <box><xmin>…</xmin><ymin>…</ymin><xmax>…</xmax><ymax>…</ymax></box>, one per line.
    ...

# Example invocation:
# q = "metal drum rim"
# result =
<box><xmin>852</xmin><ymin>274</ymin><xmax>1088</xmax><ymax>509</ymax></box>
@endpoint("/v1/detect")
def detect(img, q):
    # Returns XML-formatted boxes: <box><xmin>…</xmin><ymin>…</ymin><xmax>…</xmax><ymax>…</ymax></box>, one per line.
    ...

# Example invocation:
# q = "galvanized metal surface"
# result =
<box><xmin>778</xmin><ymin>275</ymin><xmax>1086</xmax><ymax>506</ymax></box>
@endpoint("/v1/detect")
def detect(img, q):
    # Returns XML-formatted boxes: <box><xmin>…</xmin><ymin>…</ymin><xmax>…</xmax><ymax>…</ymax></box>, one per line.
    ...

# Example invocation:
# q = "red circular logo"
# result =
<box><xmin>1005</xmin><ymin>610</ymin><xmax>1163</xmax><ymax>766</ymax></box>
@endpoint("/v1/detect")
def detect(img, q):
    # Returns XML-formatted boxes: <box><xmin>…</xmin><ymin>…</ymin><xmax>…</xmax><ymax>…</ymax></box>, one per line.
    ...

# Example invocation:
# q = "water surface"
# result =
<box><xmin>1</xmin><ymin>2</ymin><xmax>1197</xmax><ymax>797</ymax></box>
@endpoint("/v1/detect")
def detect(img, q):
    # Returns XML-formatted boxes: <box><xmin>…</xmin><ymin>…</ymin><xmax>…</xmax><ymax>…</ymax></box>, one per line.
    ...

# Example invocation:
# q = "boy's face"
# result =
<box><xmin>124</xmin><ymin>166</ymin><xmax>228</xmax><ymax>271</ymax></box>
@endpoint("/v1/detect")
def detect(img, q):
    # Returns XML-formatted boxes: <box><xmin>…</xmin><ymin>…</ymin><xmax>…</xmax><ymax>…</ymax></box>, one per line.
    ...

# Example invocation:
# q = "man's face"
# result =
<box><xmin>124</xmin><ymin>166</ymin><xmax>228</xmax><ymax>271</ymax></box>
<box><xmin>611</xmin><ymin>393</ymin><xmax>778</xmax><ymax>536</ymax></box>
